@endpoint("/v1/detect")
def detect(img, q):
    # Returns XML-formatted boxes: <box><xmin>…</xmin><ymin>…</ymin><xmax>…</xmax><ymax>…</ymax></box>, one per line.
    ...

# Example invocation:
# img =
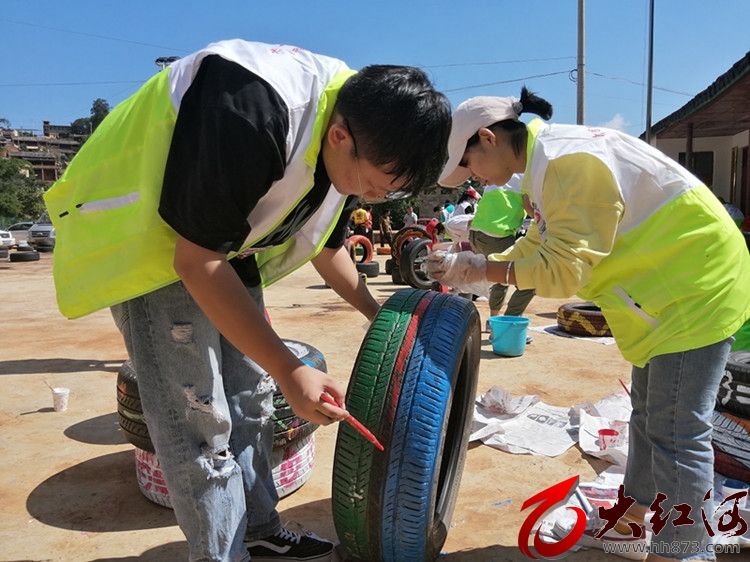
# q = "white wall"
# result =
<box><xmin>655</xmin><ymin>132</ymin><xmax>749</xmax><ymax>201</ymax></box>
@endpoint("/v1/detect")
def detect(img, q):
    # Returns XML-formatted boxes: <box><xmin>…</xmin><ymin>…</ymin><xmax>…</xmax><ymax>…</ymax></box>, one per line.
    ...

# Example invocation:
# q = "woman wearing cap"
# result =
<box><xmin>453</xmin><ymin>187</ymin><xmax>482</xmax><ymax>216</ymax></box>
<box><xmin>427</xmin><ymin>87</ymin><xmax>750</xmax><ymax>561</ymax></box>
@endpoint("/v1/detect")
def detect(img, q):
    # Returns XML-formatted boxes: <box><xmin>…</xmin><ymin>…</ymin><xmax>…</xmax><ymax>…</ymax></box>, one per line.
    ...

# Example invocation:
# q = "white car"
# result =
<box><xmin>0</xmin><ymin>230</ymin><xmax>15</xmax><ymax>248</ymax></box>
<box><xmin>7</xmin><ymin>221</ymin><xmax>33</xmax><ymax>246</ymax></box>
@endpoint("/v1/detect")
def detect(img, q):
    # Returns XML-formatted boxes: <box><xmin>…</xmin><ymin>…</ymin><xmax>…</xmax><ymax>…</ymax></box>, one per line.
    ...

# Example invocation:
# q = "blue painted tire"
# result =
<box><xmin>332</xmin><ymin>288</ymin><xmax>481</xmax><ymax>561</ymax></box>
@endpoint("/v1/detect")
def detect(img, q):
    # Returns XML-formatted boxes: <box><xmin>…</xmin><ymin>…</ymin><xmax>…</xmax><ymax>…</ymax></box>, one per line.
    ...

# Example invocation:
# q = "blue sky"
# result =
<box><xmin>2</xmin><ymin>1</ymin><xmax>749</xmax><ymax>138</ymax></box>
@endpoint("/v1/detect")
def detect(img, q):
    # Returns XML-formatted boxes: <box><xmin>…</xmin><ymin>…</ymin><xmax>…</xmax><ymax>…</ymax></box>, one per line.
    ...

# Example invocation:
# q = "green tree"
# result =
<box><xmin>70</xmin><ymin>117</ymin><xmax>92</xmax><ymax>136</ymax></box>
<box><xmin>0</xmin><ymin>118</ymin><xmax>10</xmax><ymax>128</ymax></box>
<box><xmin>0</xmin><ymin>158</ymin><xmax>47</xmax><ymax>219</ymax></box>
<box><xmin>90</xmin><ymin>98</ymin><xmax>111</xmax><ymax>131</ymax></box>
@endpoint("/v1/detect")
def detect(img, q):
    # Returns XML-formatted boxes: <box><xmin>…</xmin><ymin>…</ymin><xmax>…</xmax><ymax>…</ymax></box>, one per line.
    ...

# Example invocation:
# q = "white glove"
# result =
<box><xmin>423</xmin><ymin>250</ymin><xmax>488</xmax><ymax>292</ymax></box>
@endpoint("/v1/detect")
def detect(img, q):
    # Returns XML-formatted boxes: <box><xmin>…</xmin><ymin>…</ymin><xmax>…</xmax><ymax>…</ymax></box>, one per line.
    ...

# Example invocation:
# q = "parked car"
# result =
<box><xmin>28</xmin><ymin>211</ymin><xmax>56</xmax><ymax>250</ymax></box>
<box><xmin>0</xmin><ymin>229</ymin><xmax>15</xmax><ymax>248</ymax></box>
<box><xmin>6</xmin><ymin>221</ymin><xmax>34</xmax><ymax>247</ymax></box>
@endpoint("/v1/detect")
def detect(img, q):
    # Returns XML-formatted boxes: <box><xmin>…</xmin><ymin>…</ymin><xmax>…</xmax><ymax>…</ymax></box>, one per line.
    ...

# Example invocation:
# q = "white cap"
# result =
<box><xmin>439</xmin><ymin>96</ymin><xmax>522</xmax><ymax>187</ymax></box>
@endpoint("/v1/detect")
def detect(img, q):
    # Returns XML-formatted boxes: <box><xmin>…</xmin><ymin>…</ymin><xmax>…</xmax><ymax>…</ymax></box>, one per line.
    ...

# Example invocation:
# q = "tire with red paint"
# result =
<box><xmin>346</xmin><ymin>235</ymin><xmax>374</xmax><ymax>263</ymax></box>
<box><xmin>134</xmin><ymin>432</ymin><xmax>317</xmax><ymax>508</ymax></box>
<box><xmin>331</xmin><ymin>288</ymin><xmax>481</xmax><ymax>561</ymax></box>
<box><xmin>390</xmin><ymin>226</ymin><xmax>430</xmax><ymax>266</ymax></box>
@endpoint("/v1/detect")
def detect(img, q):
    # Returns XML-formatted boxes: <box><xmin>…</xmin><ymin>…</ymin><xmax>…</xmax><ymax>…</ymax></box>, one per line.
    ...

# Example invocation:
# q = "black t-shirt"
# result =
<box><xmin>158</xmin><ymin>55</ymin><xmax>350</xmax><ymax>285</ymax></box>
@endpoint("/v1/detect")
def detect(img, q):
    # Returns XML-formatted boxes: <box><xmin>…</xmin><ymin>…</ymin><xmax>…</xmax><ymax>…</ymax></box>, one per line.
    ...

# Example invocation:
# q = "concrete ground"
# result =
<box><xmin>0</xmin><ymin>250</ymin><xmax>739</xmax><ymax>561</ymax></box>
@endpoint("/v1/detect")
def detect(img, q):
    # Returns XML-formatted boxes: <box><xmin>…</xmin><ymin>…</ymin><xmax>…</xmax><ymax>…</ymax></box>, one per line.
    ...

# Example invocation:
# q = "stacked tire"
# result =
<box><xmin>389</xmin><ymin>226</ymin><xmax>431</xmax><ymax>286</ymax></box>
<box><xmin>713</xmin><ymin>351</ymin><xmax>750</xmax><ymax>484</ymax></box>
<box><xmin>345</xmin><ymin>235</ymin><xmax>379</xmax><ymax>278</ymax></box>
<box><xmin>117</xmin><ymin>339</ymin><xmax>325</xmax><ymax>508</ymax></box>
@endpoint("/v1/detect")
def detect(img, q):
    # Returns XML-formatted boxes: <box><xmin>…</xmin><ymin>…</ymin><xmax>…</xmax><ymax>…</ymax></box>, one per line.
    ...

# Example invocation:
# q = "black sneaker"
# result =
<box><xmin>246</xmin><ymin>527</ymin><xmax>333</xmax><ymax>562</ymax></box>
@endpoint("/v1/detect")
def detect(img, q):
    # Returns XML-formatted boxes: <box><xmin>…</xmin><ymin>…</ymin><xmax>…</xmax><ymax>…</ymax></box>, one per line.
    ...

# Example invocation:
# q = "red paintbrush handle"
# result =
<box><xmin>320</xmin><ymin>393</ymin><xmax>384</xmax><ymax>451</ymax></box>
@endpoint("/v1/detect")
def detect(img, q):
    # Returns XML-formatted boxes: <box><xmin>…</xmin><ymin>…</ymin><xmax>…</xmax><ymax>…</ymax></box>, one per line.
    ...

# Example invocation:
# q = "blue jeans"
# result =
<box><xmin>111</xmin><ymin>281</ymin><xmax>279</xmax><ymax>562</ymax></box>
<box><xmin>623</xmin><ymin>338</ymin><xmax>732</xmax><ymax>560</ymax></box>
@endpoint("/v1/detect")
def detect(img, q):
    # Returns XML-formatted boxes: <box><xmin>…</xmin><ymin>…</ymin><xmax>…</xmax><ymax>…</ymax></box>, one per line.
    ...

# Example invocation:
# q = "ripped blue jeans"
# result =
<box><xmin>111</xmin><ymin>281</ymin><xmax>278</xmax><ymax>562</ymax></box>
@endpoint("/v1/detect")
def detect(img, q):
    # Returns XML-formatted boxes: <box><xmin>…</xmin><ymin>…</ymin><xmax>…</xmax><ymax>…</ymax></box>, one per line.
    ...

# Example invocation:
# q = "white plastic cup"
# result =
<box><xmin>722</xmin><ymin>478</ymin><xmax>749</xmax><ymax>509</ymax></box>
<box><xmin>52</xmin><ymin>387</ymin><xmax>70</xmax><ymax>412</ymax></box>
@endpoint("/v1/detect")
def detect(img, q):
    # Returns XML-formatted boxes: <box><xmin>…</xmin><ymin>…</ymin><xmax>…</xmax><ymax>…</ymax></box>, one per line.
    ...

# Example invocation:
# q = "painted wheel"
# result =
<box><xmin>556</xmin><ymin>302</ymin><xmax>612</xmax><ymax>337</ymax></box>
<box><xmin>356</xmin><ymin>261</ymin><xmax>380</xmax><ymax>278</ymax></box>
<box><xmin>346</xmin><ymin>235</ymin><xmax>374</xmax><ymax>263</ymax></box>
<box><xmin>376</xmin><ymin>246</ymin><xmax>391</xmax><ymax>255</ymax></box>
<box><xmin>117</xmin><ymin>340</ymin><xmax>325</xmax><ymax>451</ymax></box>
<box><xmin>400</xmin><ymin>238</ymin><xmax>433</xmax><ymax>290</ymax></box>
<box><xmin>272</xmin><ymin>432</ymin><xmax>316</xmax><ymax>499</ymax></box>
<box><xmin>134</xmin><ymin>432</ymin><xmax>317</xmax><ymax>509</ymax></box>
<box><xmin>331</xmin><ymin>288</ymin><xmax>481</xmax><ymax>561</ymax></box>
<box><xmin>9</xmin><ymin>250</ymin><xmax>40</xmax><ymax>262</ymax></box>
<box><xmin>391</xmin><ymin>226</ymin><xmax>430</xmax><ymax>265</ymax></box>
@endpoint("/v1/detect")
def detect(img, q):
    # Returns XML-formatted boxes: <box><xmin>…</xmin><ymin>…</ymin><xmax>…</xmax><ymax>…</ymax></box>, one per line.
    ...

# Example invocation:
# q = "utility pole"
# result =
<box><xmin>577</xmin><ymin>0</ymin><xmax>586</xmax><ymax>125</ymax></box>
<box><xmin>155</xmin><ymin>56</ymin><xmax>181</xmax><ymax>71</ymax></box>
<box><xmin>645</xmin><ymin>0</ymin><xmax>655</xmax><ymax>143</ymax></box>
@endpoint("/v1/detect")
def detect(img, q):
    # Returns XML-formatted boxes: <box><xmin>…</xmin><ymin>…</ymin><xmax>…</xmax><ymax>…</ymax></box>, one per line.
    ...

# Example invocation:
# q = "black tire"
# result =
<box><xmin>15</xmin><ymin>245</ymin><xmax>35</xmax><ymax>252</ymax></box>
<box><xmin>0</xmin><ymin>248</ymin><xmax>8</xmax><ymax>259</ymax></box>
<box><xmin>390</xmin><ymin>265</ymin><xmax>407</xmax><ymax>285</ymax></box>
<box><xmin>117</xmin><ymin>361</ymin><xmax>155</xmax><ymax>452</ymax></box>
<box><xmin>117</xmin><ymin>340</ymin><xmax>325</xmax><ymax>451</ymax></box>
<box><xmin>9</xmin><ymin>251</ymin><xmax>40</xmax><ymax>262</ymax></box>
<box><xmin>356</xmin><ymin>261</ymin><xmax>380</xmax><ymax>278</ymax></box>
<box><xmin>346</xmin><ymin>234</ymin><xmax>374</xmax><ymax>263</ymax></box>
<box><xmin>385</xmin><ymin>258</ymin><xmax>394</xmax><ymax>275</ymax></box>
<box><xmin>400</xmin><ymin>238</ymin><xmax>433</xmax><ymax>290</ymax></box>
<box><xmin>557</xmin><ymin>302</ymin><xmax>612</xmax><ymax>337</ymax></box>
<box><xmin>716</xmin><ymin>351</ymin><xmax>750</xmax><ymax>417</ymax></box>
<box><xmin>391</xmin><ymin>226</ymin><xmax>430</xmax><ymax>265</ymax></box>
<box><xmin>332</xmin><ymin>289</ymin><xmax>481</xmax><ymax>562</ymax></box>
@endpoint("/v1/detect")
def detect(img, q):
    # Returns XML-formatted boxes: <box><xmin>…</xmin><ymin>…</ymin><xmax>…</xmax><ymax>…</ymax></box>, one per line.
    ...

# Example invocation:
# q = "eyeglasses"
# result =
<box><xmin>344</xmin><ymin>119</ymin><xmax>413</xmax><ymax>201</ymax></box>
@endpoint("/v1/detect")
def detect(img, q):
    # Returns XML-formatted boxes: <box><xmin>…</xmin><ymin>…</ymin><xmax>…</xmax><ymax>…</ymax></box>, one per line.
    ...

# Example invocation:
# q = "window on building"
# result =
<box><xmin>678</xmin><ymin>151</ymin><xmax>714</xmax><ymax>187</ymax></box>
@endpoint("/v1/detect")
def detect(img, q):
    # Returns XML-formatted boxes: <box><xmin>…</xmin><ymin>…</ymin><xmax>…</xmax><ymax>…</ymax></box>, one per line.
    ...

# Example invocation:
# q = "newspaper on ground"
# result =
<box><xmin>471</xmin><ymin>386</ymin><xmax>632</xmax><ymax>459</ymax></box>
<box><xmin>528</xmin><ymin>324</ymin><xmax>616</xmax><ymax>345</ymax></box>
<box><xmin>471</xmin><ymin>386</ymin><xmax>580</xmax><ymax>457</ymax></box>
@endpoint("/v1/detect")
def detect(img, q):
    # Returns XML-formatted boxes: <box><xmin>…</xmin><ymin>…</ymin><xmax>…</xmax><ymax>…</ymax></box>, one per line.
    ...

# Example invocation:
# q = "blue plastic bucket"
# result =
<box><xmin>488</xmin><ymin>316</ymin><xmax>531</xmax><ymax>357</ymax></box>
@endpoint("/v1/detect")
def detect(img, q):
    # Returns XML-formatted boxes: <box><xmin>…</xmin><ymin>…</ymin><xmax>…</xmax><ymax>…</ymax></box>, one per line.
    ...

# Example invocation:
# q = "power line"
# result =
<box><xmin>424</xmin><ymin>56</ymin><xmax>576</xmax><ymax>69</ymax></box>
<box><xmin>0</xmin><ymin>80</ymin><xmax>146</xmax><ymax>88</ymax></box>
<box><xmin>0</xmin><ymin>18</ymin><xmax>191</xmax><ymax>54</ymax></box>
<box><xmin>443</xmin><ymin>71</ymin><xmax>572</xmax><ymax>93</ymax></box>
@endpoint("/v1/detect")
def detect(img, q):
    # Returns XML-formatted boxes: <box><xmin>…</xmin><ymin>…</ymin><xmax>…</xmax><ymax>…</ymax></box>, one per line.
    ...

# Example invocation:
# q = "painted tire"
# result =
<box><xmin>400</xmin><ymin>238</ymin><xmax>433</xmax><ymax>290</ymax></box>
<box><xmin>346</xmin><ymin>235</ymin><xmax>374</xmax><ymax>263</ymax></box>
<box><xmin>716</xmin><ymin>351</ymin><xmax>750</xmax><ymax>417</ymax></box>
<box><xmin>9</xmin><ymin>250</ymin><xmax>40</xmax><ymax>262</ymax></box>
<box><xmin>135</xmin><ymin>432</ymin><xmax>316</xmax><ymax>509</ymax></box>
<box><xmin>331</xmin><ymin>289</ymin><xmax>481</xmax><ymax>561</ymax></box>
<box><xmin>556</xmin><ymin>302</ymin><xmax>612</xmax><ymax>337</ymax></box>
<box><xmin>376</xmin><ymin>246</ymin><xmax>391</xmax><ymax>255</ymax></box>
<box><xmin>356</xmin><ymin>261</ymin><xmax>380</xmax><ymax>278</ymax></box>
<box><xmin>391</xmin><ymin>226</ymin><xmax>430</xmax><ymax>265</ymax></box>
<box><xmin>117</xmin><ymin>340</ymin><xmax>325</xmax><ymax>452</ymax></box>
